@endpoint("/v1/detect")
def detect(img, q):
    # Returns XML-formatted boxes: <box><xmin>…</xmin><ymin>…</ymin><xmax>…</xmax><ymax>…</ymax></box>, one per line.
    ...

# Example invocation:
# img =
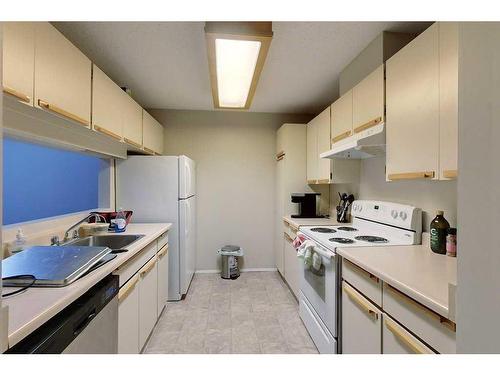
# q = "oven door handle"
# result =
<box><xmin>313</xmin><ymin>246</ymin><xmax>335</xmax><ymax>260</ymax></box>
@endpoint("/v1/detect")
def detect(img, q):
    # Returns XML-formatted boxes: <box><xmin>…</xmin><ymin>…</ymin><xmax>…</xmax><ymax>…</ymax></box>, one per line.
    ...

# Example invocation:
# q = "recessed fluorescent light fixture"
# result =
<box><xmin>205</xmin><ymin>22</ymin><xmax>273</xmax><ymax>110</ymax></box>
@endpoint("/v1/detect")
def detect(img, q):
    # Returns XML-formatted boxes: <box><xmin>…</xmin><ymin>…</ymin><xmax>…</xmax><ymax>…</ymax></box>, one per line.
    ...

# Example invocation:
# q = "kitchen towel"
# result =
<box><xmin>296</xmin><ymin>239</ymin><xmax>316</xmax><ymax>267</ymax></box>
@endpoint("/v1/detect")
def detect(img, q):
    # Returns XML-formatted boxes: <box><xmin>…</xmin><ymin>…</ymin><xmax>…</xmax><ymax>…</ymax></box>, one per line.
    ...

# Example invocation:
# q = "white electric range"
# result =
<box><xmin>297</xmin><ymin>200</ymin><xmax>422</xmax><ymax>354</ymax></box>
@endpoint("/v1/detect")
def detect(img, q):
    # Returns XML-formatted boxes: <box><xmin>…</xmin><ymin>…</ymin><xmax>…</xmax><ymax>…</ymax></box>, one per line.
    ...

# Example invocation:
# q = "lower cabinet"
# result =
<box><xmin>118</xmin><ymin>274</ymin><xmax>140</xmax><ymax>354</ymax></box>
<box><xmin>157</xmin><ymin>244</ymin><xmax>169</xmax><ymax>316</ymax></box>
<box><xmin>283</xmin><ymin>233</ymin><xmax>299</xmax><ymax>299</ymax></box>
<box><xmin>382</xmin><ymin>314</ymin><xmax>434</xmax><ymax>354</ymax></box>
<box><xmin>341</xmin><ymin>281</ymin><xmax>382</xmax><ymax>354</ymax></box>
<box><xmin>138</xmin><ymin>255</ymin><xmax>159</xmax><ymax>349</ymax></box>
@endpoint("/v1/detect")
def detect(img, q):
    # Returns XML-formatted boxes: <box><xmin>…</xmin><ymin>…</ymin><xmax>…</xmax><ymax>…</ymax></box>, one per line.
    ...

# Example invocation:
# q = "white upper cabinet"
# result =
<box><xmin>34</xmin><ymin>22</ymin><xmax>92</xmax><ymax>127</ymax></box>
<box><xmin>386</xmin><ymin>23</ymin><xmax>440</xmax><ymax>181</ymax></box>
<box><xmin>122</xmin><ymin>92</ymin><xmax>143</xmax><ymax>148</ymax></box>
<box><xmin>439</xmin><ymin>22</ymin><xmax>459</xmax><ymax>180</ymax></box>
<box><xmin>352</xmin><ymin>64</ymin><xmax>385</xmax><ymax>133</ymax></box>
<box><xmin>2</xmin><ymin>22</ymin><xmax>35</xmax><ymax>105</ymax></box>
<box><xmin>386</xmin><ymin>22</ymin><xmax>458</xmax><ymax>181</ymax></box>
<box><xmin>316</xmin><ymin>106</ymin><xmax>332</xmax><ymax>183</ymax></box>
<box><xmin>92</xmin><ymin>65</ymin><xmax>124</xmax><ymax>140</ymax></box>
<box><xmin>143</xmin><ymin>110</ymin><xmax>164</xmax><ymax>155</ymax></box>
<box><xmin>331</xmin><ymin>90</ymin><xmax>353</xmax><ymax>144</ymax></box>
<box><xmin>306</xmin><ymin>117</ymin><xmax>318</xmax><ymax>183</ymax></box>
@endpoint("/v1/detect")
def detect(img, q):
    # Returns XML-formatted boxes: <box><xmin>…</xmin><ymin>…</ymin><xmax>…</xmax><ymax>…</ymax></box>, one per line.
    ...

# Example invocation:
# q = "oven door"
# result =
<box><xmin>299</xmin><ymin>243</ymin><xmax>337</xmax><ymax>337</ymax></box>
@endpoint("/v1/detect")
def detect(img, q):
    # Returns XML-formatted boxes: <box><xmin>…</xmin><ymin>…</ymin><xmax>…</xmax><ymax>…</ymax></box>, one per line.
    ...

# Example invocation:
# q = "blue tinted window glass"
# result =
<box><xmin>3</xmin><ymin>138</ymin><xmax>101</xmax><ymax>225</ymax></box>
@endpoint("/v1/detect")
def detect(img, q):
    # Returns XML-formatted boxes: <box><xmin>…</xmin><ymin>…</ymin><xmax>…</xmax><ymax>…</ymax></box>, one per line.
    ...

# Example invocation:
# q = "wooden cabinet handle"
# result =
<box><xmin>385</xmin><ymin>318</ymin><xmax>429</xmax><ymax>354</ymax></box>
<box><xmin>276</xmin><ymin>151</ymin><xmax>285</xmax><ymax>161</ymax></box>
<box><xmin>331</xmin><ymin>130</ymin><xmax>352</xmax><ymax>143</ymax></box>
<box><xmin>283</xmin><ymin>232</ymin><xmax>293</xmax><ymax>243</ymax></box>
<box><xmin>354</xmin><ymin>116</ymin><xmax>383</xmax><ymax>134</ymax></box>
<box><xmin>387</xmin><ymin>171</ymin><xmax>435</xmax><ymax>181</ymax></box>
<box><xmin>118</xmin><ymin>274</ymin><xmax>139</xmax><ymax>301</ymax></box>
<box><xmin>124</xmin><ymin>137</ymin><xmax>143</xmax><ymax>148</ymax></box>
<box><xmin>143</xmin><ymin>147</ymin><xmax>155</xmax><ymax>155</ymax></box>
<box><xmin>385</xmin><ymin>284</ymin><xmax>456</xmax><ymax>332</ymax></box>
<box><xmin>139</xmin><ymin>255</ymin><xmax>157</xmax><ymax>277</ymax></box>
<box><xmin>157</xmin><ymin>244</ymin><xmax>169</xmax><ymax>258</ymax></box>
<box><xmin>317</xmin><ymin>178</ymin><xmax>331</xmax><ymax>184</ymax></box>
<box><xmin>38</xmin><ymin>99</ymin><xmax>89</xmax><ymax>127</ymax></box>
<box><xmin>343</xmin><ymin>283</ymin><xmax>379</xmax><ymax>320</ymax></box>
<box><xmin>345</xmin><ymin>259</ymin><xmax>379</xmax><ymax>283</ymax></box>
<box><xmin>94</xmin><ymin>125</ymin><xmax>122</xmax><ymax>141</ymax></box>
<box><xmin>442</xmin><ymin>169</ymin><xmax>457</xmax><ymax>179</ymax></box>
<box><xmin>3</xmin><ymin>86</ymin><xmax>31</xmax><ymax>103</ymax></box>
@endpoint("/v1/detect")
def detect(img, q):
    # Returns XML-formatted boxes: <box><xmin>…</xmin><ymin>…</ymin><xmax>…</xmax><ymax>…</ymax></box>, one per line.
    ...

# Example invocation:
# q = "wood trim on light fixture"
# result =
<box><xmin>205</xmin><ymin>22</ymin><xmax>273</xmax><ymax>110</ymax></box>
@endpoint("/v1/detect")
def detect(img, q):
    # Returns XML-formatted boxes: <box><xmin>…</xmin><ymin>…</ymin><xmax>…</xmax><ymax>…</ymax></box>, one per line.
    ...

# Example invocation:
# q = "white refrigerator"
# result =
<box><xmin>116</xmin><ymin>155</ymin><xmax>196</xmax><ymax>301</ymax></box>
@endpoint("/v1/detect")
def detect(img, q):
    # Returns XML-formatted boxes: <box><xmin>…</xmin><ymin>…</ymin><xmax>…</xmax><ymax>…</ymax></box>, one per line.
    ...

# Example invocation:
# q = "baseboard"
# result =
<box><xmin>195</xmin><ymin>268</ymin><xmax>277</xmax><ymax>274</ymax></box>
<box><xmin>241</xmin><ymin>267</ymin><xmax>278</xmax><ymax>272</ymax></box>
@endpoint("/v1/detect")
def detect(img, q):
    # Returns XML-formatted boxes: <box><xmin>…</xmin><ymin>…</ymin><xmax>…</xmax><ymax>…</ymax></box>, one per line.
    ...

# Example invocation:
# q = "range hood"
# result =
<box><xmin>321</xmin><ymin>122</ymin><xmax>386</xmax><ymax>159</ymax></box>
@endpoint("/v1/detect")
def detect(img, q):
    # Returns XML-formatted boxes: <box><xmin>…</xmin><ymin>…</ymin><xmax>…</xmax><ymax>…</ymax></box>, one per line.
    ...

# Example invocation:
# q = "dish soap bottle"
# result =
<box><xmin>430</xmin><ymin>210</ymin><xmax>450</xmax><ymax>254</ymax></box>
<box><xmin>12</xmin><ymin>228</ymin><xmax>27</xmax><ymax>253</ymax></box>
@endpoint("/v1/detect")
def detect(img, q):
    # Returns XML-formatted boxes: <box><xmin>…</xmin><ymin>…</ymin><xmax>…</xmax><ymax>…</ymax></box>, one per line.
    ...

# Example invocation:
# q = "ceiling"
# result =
<box><xmin>54</xmin><ymin>22</ymin><xmax>430</xmax><ymax>115</ymax></box>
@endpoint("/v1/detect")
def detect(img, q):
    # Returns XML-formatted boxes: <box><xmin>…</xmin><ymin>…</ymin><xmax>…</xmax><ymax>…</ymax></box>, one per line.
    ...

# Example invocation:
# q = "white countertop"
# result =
<box><xmin>3</xmin><ymin>223</ymin><xmax>172</xmax><ymax>348</ymax></box>
<box><xmin>337</xmin><ymin>243</ymin><xmax>457</xmax><ymax>320</ymax></box>
<box><xmin>283</xmin><ymin>215</ymin><xmax>341</xmax><ymax>229</ymax></box>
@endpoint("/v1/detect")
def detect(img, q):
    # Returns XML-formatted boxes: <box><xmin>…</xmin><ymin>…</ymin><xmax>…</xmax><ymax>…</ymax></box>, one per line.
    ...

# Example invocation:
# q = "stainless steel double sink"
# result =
<box><xmin>64</xmin><ymin>234</ymin><xmax>144</xmax><ymax>253</ymax></box>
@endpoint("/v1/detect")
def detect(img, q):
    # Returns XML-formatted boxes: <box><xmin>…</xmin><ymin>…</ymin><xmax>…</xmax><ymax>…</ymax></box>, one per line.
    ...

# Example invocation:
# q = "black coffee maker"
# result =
<box><xmin>291</xmin><ymin>193</ymin><xmax>324</xmax><ymax>218</ymax></box>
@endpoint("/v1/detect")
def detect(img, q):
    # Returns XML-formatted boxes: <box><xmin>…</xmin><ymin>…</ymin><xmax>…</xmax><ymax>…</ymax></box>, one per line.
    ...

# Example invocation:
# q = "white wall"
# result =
<box><xmin>456</xmin><ymin>22</ymin><xmax>500</xmax><ymax>353</ymax></box>
<box><xmin>150</xmin><ymin>109</ymin><xmax>311</xmax><ymax>272</ymax></box>
<box><xmin>329</xmin><ymin>156</ymin><xmax>457</xmax><ymax>231</ymax></box>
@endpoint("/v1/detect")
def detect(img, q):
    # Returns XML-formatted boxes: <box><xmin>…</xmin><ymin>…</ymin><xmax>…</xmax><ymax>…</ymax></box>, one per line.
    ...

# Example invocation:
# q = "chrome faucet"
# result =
<box><xmin>61</xmin><ymin>213</ymin><xmax>106</xmax><ymax>243</ymax></box>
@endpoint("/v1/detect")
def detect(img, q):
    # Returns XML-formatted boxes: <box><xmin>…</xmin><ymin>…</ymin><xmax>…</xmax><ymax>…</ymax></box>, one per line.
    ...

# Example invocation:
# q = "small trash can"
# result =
<box><xmin>217</xmin><ymin>245</ymin><xmax>244</xmax><ymax>279</ymax></box>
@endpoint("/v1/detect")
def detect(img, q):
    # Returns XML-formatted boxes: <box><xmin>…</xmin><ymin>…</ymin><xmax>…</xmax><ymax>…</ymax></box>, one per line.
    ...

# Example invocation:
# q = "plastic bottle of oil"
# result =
<box><xmin>430</xmin><ymin>210</ymin><xmax>450</xmax><ymax>254</ymax></box>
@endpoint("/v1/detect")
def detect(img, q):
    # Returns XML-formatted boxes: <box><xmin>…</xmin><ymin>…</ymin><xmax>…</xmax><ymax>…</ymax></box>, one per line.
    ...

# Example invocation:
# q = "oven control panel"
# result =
<box><xmin>352</xmin><ymin>200</ymin><xmax>422</xmax><ymax>232</ymax></box>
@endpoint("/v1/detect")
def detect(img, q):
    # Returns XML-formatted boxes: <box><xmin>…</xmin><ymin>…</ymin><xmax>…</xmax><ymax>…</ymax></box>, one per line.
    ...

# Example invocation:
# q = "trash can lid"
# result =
<box><xmin>217</xmin><ymin>246</ymin><xmax>244</xmax><ymax>257</ymax></box>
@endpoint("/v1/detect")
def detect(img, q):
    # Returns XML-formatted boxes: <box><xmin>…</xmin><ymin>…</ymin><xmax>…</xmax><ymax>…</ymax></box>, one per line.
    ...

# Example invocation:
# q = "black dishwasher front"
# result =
<box><xmin>6</xmin><ymin>274</ymin><xmax>119</xmax><ymax>354</ymax></box>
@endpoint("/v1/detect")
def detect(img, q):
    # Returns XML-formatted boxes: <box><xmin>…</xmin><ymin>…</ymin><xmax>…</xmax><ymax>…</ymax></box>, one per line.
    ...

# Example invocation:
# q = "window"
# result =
<box><xmin>3</xmin><ymin>138</ymin><xmax>108</xmax><ymax>225</ymax></box>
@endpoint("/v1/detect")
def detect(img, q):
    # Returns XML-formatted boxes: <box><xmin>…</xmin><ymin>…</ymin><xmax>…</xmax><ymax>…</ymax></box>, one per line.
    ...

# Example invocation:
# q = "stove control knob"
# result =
<box><xmin>400</xmin><ymin>211</ymin><xmax>408</xmax><ymax>221</ymax></box>
<box><xmin>391</xmin><ymin>210</ymin><xmax>398</xmax><ymax>219</ymax></box>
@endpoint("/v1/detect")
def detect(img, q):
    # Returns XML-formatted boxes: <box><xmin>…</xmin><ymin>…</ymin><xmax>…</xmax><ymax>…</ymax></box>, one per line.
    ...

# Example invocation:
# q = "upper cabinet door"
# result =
<box><xmin>352</xmin><ymin>64</ymin><xmax>385</xmax><ymax>133</ymax></box>
<box><xmin>331</xmin><ymin>90</ymin><xmax>353</xmax><ymax>144</ymax></box>
<box><xmin>386</xmin><ymin>23</ymin><xmax>440</xmax><ymax>181</ymax></box>
<box><xmin>306</xmin><ymin>118</ymin><xmax>318</xmax><ymax>183</ymax></box>
<box><xmin>122</xmin><ymin>93</ymin><xmax>143</xmax><ymax>148</ymax></box>
<box><xmin>34</xmin><ymin>22</ymin><xmax>92</xmax><ymax>127</ymax></box>
<box><xmin>92</xmin><ymin>65</ymin><xmax>124</xmax><ymax>141</ymax></box>
<box><xmin>316</xmin><ymin>106</ymin><xmax>332</xmax><ymax>183</ymax></box>
<box><xmin>2</xmin><ymin>22</ymin><xmax>35</xmax><ymax>105</ymax></box>
<box><xmin>439</xmin><ymin>22</ymin><xmax>459</xmax><ymax>180</ymax></box>
<box><xmin>143</xmin><ymin>110</ymin><xmax>164</xmax><ymax>155</ymax></box>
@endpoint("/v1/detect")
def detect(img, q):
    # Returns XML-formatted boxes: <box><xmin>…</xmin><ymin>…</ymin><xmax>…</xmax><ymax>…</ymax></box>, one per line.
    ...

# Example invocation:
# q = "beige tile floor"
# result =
<box><xmin>144</xmin><ymin>271</ymin><xmax>318</xmax><ymax>354</ymax></box>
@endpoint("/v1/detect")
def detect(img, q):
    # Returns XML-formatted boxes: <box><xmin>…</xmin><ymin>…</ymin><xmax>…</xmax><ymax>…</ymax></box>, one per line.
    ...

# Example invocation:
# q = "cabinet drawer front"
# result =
<box><xmin>118</xmin><ymin>275</ymin><xmax>140</xmax><ymax>354</ymax></box>
<box><xmin>341</xmin><ymin>281</ymin><xmax>382</xmax><ymax>354</ymax></box>
<box><xmin>138</xmin><ymin>258</ymin><xmax>158</xmax><ymax>349</ymax></box>
<box><xmin>283</xmin><ymin>220</ymin><xmax>298</xmax><ymax>239</ymax></box>
<box><xmin>157</xmin><ymin>231</ymin><xmax>169</xmax><ymax>250</ymax></box>
<box><xmin>342</xmin><ymin>259</ymin><xmax>382</xmax><ymax>306</ymax></box>
<box><xmin>382</xmin><ymin>314</ymin><xmax>434</xmax><ymax>354</ymax></box>
<box><xmin>114</xmin><ymin>240</ymin><xmax>158</xmax><ymax>287</ymax></box>
<box><xmin>383</xmin><ymin>284</ymin><xmax>456</xmax><ymax>353</ymax></box>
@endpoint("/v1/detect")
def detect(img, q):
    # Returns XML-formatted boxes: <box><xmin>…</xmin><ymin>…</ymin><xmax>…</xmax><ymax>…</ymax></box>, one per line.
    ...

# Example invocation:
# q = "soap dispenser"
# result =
<box><xmin>12</xmin><ymin>228</ymin><xmax>27</xmax><ymax>254</ymax></box>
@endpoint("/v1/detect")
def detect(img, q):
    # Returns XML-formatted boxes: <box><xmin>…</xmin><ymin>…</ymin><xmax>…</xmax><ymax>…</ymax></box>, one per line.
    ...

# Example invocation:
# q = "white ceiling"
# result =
<box><xmin>54</xmin><ymin>22</ymin><xmax>430</xmax><ymax>114</ymax></box>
